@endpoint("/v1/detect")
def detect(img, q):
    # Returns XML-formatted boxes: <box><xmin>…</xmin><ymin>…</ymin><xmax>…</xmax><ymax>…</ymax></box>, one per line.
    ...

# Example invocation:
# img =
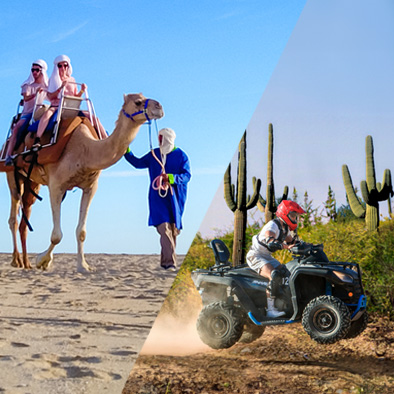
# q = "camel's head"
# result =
<box><xmin>122</xmin><ymin>93</ymin><xmax>164</xmax><ymax>124</ymax></box>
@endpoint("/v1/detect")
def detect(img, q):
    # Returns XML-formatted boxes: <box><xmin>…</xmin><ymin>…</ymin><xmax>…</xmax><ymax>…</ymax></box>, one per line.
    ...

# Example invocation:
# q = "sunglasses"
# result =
<box><xmin>57</xmin><ymin>63</ymin><xmax>69</xmax><ymax>69</ymax></box>
<box><xmin>31</xmin><ymin>68</ymin><xmax>41</xmax><ymax>73</ymax></box>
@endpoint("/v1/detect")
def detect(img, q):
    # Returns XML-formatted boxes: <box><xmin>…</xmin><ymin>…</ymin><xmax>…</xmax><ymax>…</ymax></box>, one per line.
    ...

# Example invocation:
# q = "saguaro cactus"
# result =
<box><xmin>342</xmin><ymin>135</ymin><xmax>393</xmax><ymax>231</ymax></box>
<box><xmin>256</xmin><ymin>123</ymin><xmax>288</xmax><ymax>222</ymax></box>
<box><xmin>224</xmin><ymin>131</ymin><xmax>261</xmax><ymax>266</ymax></box>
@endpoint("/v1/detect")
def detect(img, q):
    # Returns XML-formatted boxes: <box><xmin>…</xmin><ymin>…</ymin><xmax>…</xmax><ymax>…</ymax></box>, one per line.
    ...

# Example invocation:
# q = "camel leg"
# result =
<box><xmin>9</xmin><ymin>193</ymin><xmax>23</xmax><ymax>268</ymax></box>
<box><xmin>7</xmin><ymin>172</ymin><xmax>22</xmax><ymax>268</ymax></box>
<box><xmin>36</xmin><ymin>186</ymin><xmax>64</xmax><ymax>271</ymax></box>
<box><xmin>75</xmin><ymin>182</ymin><xmax>98</xmax><ymax>273</ymax></box>
<box><xmin>20</xmin><ymin>180</ymin><xmax>40</xmax><ymax>269</ymax></box>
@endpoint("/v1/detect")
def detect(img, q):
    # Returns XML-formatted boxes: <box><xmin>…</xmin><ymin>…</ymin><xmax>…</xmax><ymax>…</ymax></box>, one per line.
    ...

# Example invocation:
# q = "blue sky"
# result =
<box><xmin>0</xmin><ymin>1</ymin><xmax>306</xmax><ymax>254</ymax></box>
<box><xmin>199</xmin><ymin>0</ymin><xmax>394</xmax><ymax>237</ymax></box>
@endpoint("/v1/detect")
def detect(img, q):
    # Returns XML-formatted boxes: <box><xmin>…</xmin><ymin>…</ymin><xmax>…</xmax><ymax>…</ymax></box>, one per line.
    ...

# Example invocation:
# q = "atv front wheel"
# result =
<box><xmin>302</xmin><ymin>295</ymin><xmax>351</xmax><ymax>344</ymax></box>
<box><xmin>196</xmin><ymin>302</ymin><xmax>245</xmax><ymax>349</ymax></box>
<box><xmin>239</xmin><ymin>319</ymin><xmax>265</xmax><ymax>344</ymax></box>
<box><xmin>344</xmin><ymin>311</ymin><xmax>368</xmax><ymax>339</ymax></box>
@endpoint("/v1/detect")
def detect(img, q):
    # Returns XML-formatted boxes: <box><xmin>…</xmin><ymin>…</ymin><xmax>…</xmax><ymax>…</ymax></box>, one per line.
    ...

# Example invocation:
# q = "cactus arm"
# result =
<box><xmin>360</xmin><ymin>180</ymin><xmax>372</xmax><ymax>205</ymax></box>
<box><xmin>365</xmin><ymin>135</ymin><xmax>377</xmax><ymax>193</ymax></box>
<box><xmin>246</xmin><ymin>177</ymin><xmax>261</xmax><ymax>209</ymax></box>
<box><xmin>253</xmin><ymin>175</ymin><xmax>266</xmax><ymax>211</ymax></box>
<box><xmin>224</xmin><ymin>163</ymin><xmax>236</xmax><ymax>212</ymax></box>
<box><xmin>256</xmin><ymin>200</ymin><xmax>265</xmax><ymax>213</ymax></box>
<box><xmin>342</xmin><ymin>164</ymin><xmax>366</xmax><ymax>218</ymax></box>
<box><xmin>269</xmin><ymin>186</ymin><xmax>289</xmax><ymax>212</ymax></box>
<box><xmin>280</xmin><ymin>186</ymin><xmax>289</xmax><ymax>202</ymax></box>
<box><xmin>377</xmin><ymin>169</ymin><xmax>394</xmax><ymax>200</ymax></box>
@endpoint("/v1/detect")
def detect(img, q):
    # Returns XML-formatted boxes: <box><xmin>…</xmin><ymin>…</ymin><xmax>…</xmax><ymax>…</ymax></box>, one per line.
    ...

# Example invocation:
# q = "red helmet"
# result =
<box><xmin>276</xmin><ymin>200</ymin><xmax>305</xmax><ymax>231</ymax></box>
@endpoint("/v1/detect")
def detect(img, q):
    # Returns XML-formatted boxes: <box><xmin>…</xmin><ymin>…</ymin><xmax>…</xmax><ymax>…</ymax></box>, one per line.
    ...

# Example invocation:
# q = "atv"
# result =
<box><xmin>191</xmin><ymin>239</ymin><xmax>368</xmax><ymax>349</ymax></box>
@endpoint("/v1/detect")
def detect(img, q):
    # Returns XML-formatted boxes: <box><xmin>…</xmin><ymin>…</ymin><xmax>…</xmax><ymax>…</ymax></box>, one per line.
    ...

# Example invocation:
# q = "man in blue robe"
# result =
<box><xmin>124</xmin><ymin>128</ymin><xmax>191</xmax><ymax>270</ymax></box>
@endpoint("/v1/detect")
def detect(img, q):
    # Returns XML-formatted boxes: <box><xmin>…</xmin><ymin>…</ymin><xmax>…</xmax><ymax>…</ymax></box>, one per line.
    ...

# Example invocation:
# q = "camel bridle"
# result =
<box><xmin>122</xmin><ymin>98</ymin><xmax>151</xmax><ymax>123</ymax></box>
<box><xmin>123</xmin><ymin>98</ymin><xmax>173</xmax><ymax>198</ymax></box>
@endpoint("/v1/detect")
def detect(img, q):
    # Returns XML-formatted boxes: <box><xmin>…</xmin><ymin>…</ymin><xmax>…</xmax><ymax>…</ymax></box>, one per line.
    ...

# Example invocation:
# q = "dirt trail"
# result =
<box><xmin>123</xmin><ymin>316</ymin><xmax>394</xmax><ymax>394</ymax></box>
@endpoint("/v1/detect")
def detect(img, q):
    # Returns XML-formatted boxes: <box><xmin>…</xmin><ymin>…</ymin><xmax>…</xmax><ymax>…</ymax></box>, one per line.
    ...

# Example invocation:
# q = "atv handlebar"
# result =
<box><xmin>291</xmin><ymin>242</ymin><xmax>324</xmax><ymax>257</ymax></box>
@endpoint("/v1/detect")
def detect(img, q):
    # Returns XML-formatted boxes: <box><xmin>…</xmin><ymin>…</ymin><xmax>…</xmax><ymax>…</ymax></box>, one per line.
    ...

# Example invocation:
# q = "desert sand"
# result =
<box><xmin>0</xmin><ymin>253</ymin><xmax>182</xmax><ymax>394</ymax></box>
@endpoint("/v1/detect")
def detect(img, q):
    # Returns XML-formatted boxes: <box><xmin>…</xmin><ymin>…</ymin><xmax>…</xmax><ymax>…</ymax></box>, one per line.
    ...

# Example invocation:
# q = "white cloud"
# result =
<box><xmin>50</xmin><ymin>21</ymin><xmax>89</xmax><ymax>43</ymax></box>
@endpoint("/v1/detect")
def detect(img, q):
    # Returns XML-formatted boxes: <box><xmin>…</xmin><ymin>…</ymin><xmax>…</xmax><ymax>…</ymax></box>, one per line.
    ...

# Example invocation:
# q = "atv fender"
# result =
<box><xmin>288</xmin><ymin>267</ymin><xmax>361</xmax><ymax>320</ymax></box>
<box><xmin>350</xmin><ymin>295</ymin><xmax>367</xmax><ymax>320</ymax></box>
<box><xmin>194</xmin><ymin>274</ymin><xmax>265</xmax><ymax>321</ymax></box>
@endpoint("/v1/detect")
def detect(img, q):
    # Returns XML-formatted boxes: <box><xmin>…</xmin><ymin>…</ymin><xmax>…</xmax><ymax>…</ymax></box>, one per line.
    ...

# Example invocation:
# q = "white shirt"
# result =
<box><xmin>249</xmin><ymin>220</ymin><xmax>290</xmax><ymax>257</ymax></box>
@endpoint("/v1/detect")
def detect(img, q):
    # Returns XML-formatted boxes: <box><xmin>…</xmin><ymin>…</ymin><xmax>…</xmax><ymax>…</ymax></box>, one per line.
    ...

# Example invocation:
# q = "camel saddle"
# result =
<box><xmin>14</xmin><ymin>116</ymin><xmax>98</xmax><ymax>171</ymax></box>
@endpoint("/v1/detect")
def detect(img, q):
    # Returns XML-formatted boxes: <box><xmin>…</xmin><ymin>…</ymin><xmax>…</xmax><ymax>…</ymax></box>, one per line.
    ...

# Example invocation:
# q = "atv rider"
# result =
<box><xmin>246</xmin><ymin>200</ymin><xmax>305</xmax><ymax>318</ymax></box>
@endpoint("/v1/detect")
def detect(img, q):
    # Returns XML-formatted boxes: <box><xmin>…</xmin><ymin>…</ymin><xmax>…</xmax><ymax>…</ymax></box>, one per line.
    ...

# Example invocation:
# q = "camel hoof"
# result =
<box><xmin>36</xmin><ymin>252</ymin><xmax>54</xmax><ymax>271</ymax></box>
<box><xmin>22</xmin><ymin>257</ymin><xmax>33</xmax><ymax>269</ymax></box>
<box><xmin>77</xmin><ymin>265</ymin><xmax>94</xmax><ymax>274</ymax></box>
<box><xmin>11</xmin><ymin>253</ymin><xmax>23</xmax><ymax>268</ymax></box>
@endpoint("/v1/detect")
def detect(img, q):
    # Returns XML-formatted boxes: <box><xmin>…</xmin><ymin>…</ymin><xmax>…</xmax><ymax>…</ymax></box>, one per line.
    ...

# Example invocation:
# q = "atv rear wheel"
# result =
<box><xmin>196</xmin><ymin>301</ymin><xmax>245</xmax><ymax>349</ymax></box>
<box><xmin>344</xmin><ymin>311</ymin><xmax>368</xmax><ymax>339</ymax></box>
<box><xmin>239</xmin><ymin>319</ymin><xmax>265</xmax><ymax>344</ymax></box>
<box><xmin>302</xmin><ymin>295</ymin><xmax>351</xmax><ymax>344</ymax></box>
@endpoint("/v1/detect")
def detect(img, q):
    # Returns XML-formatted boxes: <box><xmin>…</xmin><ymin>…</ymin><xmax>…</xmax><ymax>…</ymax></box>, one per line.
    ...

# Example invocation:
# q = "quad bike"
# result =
<box><xmin>191</xmin><ymin>239</ymin><xmax>368</xmax><ymax>349</ymax></box>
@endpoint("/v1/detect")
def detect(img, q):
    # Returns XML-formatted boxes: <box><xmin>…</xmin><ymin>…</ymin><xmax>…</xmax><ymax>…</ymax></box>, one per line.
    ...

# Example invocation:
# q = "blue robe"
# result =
<box><xmin>124</xmin><ymin>148</ymin><xmax>191</xmax><ymax>230</ymax></box>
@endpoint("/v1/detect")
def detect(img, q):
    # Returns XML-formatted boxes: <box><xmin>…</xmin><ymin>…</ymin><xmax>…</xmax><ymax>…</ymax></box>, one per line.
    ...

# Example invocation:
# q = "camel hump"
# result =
<box><xmin>36</xmin><ymin>117</ymin><xmax>98</xmax><ymax>165</ymax></box>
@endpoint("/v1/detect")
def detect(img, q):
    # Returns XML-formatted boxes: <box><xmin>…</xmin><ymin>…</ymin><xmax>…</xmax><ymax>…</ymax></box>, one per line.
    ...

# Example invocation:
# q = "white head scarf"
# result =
<box><xmin>21</xmin><ymin>59</ymin><xmax>48</xmax><ymax>88</ymax></box>
<box><xmin>48</xmin><ymin>55</ymin><xmax>73</xmax><ymax>93</ymax></box>
<box><xmin>158</xmin><ymin>128</ymin><xmax>176</xmax><ymax>166</ymax></box>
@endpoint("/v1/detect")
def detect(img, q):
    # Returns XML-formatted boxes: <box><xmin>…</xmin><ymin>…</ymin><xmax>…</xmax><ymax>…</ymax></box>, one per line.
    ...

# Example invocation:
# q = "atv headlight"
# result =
<box><xmin>333</xmin><ymin>270</ymin><xmax>354</xmax><ymax>283</ymax></box>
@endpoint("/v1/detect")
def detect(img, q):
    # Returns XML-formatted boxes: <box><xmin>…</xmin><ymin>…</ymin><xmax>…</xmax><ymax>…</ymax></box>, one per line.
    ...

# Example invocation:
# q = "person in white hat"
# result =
<box><xmin>124</xmin><ymin>127</ymin><xmax>191</xmax><ymax>270</ymax></box>
<box><xmin>5</xmin><ymin>59</ymin><xmax>48</xmax><ymax>165</ymax></box>
<box><xmin>36</xmin><ymin>55</ymin><xmax>87</xmax><ymax>140</ymax></box>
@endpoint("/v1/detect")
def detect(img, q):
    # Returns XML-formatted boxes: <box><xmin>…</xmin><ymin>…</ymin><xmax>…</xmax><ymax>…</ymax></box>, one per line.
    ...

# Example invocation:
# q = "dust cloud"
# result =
<box><xmin>140</xmin><ymin>312</ymin><xmax>210</xmax><ymax>356</ymax></box>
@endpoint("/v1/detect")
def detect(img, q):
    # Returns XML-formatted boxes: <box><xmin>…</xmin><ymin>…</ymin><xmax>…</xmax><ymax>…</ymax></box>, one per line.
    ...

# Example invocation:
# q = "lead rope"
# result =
<box><xmin>123</xmin><ymin>101</ymin><xmax>172</xmax><ymax>198</ymax></box>
<box><xmin>148</xmin><ymin>120</ymin><xmax>173</xmax><ymax>198</ymax></box>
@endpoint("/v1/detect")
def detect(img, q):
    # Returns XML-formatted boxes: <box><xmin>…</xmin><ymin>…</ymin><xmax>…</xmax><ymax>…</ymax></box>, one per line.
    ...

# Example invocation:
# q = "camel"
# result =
<box><xmin>1</xmin><ymin>93</ymin><xmax>164</xmax><ymax>272</ymax></box>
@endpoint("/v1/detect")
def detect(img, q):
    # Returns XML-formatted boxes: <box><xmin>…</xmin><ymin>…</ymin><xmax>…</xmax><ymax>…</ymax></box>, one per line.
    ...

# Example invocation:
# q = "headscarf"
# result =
<box><xmin>48</xmin><ymin>54</ymin><xmax>73</xmax><ymax>93</ymax></box>
<box><xmin>21</xmin><ymin>59</ymin><xmax>48</xmax><ymax>88</ymax></box>
<box><xmin>158</xmin><ymin>128</ymin><xmax>176</xmax><ymax>166</ymax></box>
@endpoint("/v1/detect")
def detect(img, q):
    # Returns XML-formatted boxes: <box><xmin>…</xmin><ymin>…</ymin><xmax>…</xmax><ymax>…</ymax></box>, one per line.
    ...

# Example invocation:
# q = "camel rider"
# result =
<box><xmin>124</xmin><ymin>127</ymin><xmax>191</xmax><ymax>270</ymax></box>
<box><xmin>246</xmin><ymin>200</ymin><xmax>305</xmax><ymax>318</ymax></box>
<box><xmin>5</xmin><ymin>59</ymin><xmax>48</xmax><ymax>165</ymax></box>
<box><xmin>35</xmin><ymin>54</ymin><xmax>107</xmax><ymax>143</ymax></box>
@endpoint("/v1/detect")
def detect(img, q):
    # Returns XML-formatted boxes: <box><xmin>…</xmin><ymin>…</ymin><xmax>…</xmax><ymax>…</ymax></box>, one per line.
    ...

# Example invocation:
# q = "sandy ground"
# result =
<box><xmin>0</xmin><ymin>253</ymin><xmax>183</xmax><ymax>394</ymax></box>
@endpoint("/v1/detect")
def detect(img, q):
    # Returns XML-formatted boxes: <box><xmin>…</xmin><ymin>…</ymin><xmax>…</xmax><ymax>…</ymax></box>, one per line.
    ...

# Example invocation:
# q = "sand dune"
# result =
<box><xmin>0</xmin><ymin>253</ymin><xmax>181</xmax><ymax>393</ymax></box>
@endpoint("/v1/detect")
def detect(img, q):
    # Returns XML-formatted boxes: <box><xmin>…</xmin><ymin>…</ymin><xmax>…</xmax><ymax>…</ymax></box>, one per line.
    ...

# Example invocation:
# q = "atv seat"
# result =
<box><xmin>210</xmin><ymin>239</ymin><xmax>230</xmax><ymax>265</ymax></box>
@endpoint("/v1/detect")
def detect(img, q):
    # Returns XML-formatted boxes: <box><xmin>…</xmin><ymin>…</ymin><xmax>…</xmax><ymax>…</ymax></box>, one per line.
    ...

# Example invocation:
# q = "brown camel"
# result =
<box><xmin>1</xmin><ymin>93</ymin><xmax>164</xmax><ymax>272</ymax></box>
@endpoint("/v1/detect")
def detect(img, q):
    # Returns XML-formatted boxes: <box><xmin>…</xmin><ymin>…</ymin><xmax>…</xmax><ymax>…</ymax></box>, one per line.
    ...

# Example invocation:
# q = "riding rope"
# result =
<box><xmin>148</xmin><ymin>120</ymin><xmax>173</xmax><ymax>198</ymax></box>
<box><xmin>123</xmin><ymin>100</ymin><xmax>173</xmax><ymax>198</ymax></box>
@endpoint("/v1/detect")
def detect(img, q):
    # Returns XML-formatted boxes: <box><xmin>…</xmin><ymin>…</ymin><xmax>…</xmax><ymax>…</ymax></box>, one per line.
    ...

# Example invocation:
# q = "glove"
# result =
<box><xmin>266</xmin><ymin>240</ymin><xmax>283</xmax><ymax>253</ymax></box>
